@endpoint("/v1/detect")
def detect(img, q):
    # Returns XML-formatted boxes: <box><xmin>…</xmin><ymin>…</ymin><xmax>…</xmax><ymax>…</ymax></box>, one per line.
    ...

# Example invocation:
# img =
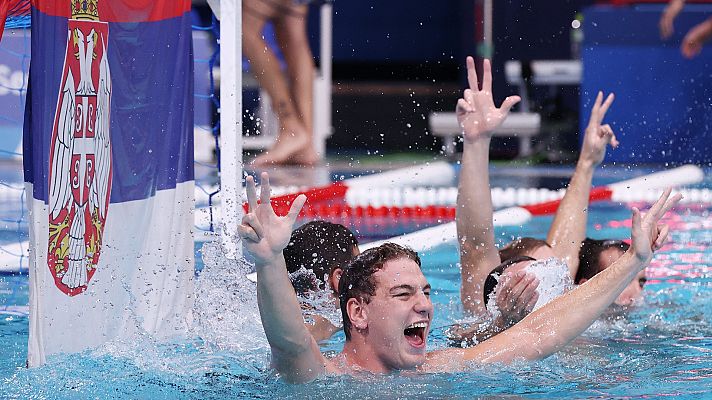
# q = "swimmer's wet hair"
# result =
<box><xmin>576</xmin><ymin>238</ymin><xmax>629</xmax><ymax>284</ymax></box>
<box><xmin>338</xmin><ymin>243</ymin><xmax>421</xmax><ymax>340</ymax></box>
<box><xmin>284</xmin><ymin>220</ymin><xmax>358</xmax><ymax>294</ymax></box>
<box><xmin>498</xmin><ymin>237</ymin><xmax>550</xmax><ymax>264</ymax></box>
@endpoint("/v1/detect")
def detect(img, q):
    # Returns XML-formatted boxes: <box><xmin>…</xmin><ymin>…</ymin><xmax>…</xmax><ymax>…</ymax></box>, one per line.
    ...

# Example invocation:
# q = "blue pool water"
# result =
<box><xmin>0</xmin><ymin>163</ymin><xmax>710</xmax><ymax>398</ymax></box>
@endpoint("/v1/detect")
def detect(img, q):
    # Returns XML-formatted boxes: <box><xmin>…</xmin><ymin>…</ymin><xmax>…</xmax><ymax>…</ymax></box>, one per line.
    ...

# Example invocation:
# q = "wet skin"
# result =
<box><xmin>508</xmin><ymin>245</ymin><xmax>645</xmax><ymax>306</ymax></box>
<box><xmin>342</xmin><ymin>258</ymin><xmax>433</xmax><ymax>372</ymax></box>
<box><xmin>597</xmin><ymin>247</ymin><xmax>646</xmax><ymax>306</ymax></box>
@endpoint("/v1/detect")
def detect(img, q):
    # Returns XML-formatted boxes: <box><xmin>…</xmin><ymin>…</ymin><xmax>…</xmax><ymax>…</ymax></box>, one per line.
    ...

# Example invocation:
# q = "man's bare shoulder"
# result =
<box><xmin>322</xmin><ymin>352</ymin><xmax>351</xmax><ymax>375</ymax></box>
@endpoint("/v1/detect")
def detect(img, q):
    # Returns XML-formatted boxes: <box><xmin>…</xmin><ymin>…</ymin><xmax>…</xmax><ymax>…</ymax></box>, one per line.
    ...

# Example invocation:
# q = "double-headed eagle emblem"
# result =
<box><xmin>47</xmin><ymin>1</ymin><xmax>111</xmax><ymax>296</ymax></box>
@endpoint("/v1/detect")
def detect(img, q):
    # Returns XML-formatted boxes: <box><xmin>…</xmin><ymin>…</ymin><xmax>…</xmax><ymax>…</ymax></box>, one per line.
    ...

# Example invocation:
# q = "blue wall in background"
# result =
<box><xmin>583</xmin><ymin>5</ymin><xmax>712</xmax><ymax>164</ymax></box>
<box><xmin>320</xmin><ymin>0</ymin><xmax>463</xmax><ymax>63</ymax></box>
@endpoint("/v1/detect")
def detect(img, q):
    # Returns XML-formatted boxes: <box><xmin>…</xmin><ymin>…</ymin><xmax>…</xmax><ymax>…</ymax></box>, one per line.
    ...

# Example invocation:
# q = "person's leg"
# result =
<box><xmin>264</xmin><ymin>2</ymin><xmax>317</xmax><ymax>164</ymax></box>
<box><xmin>243</xmin><ymin>0</ymin><xmax>315</xmax><ymax>165</ymax></box>
<box><xmin>273</xmin><ymin>4</ymin><xmax>315</xmax><ymax>137</ymax></box>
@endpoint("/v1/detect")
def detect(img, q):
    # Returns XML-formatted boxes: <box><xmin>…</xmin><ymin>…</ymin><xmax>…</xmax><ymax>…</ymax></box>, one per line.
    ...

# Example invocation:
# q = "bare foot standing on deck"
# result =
<box><xmin>243</xmin><ymin>0</ymin><xmax>319</xmax><ymax>166</ymax></box>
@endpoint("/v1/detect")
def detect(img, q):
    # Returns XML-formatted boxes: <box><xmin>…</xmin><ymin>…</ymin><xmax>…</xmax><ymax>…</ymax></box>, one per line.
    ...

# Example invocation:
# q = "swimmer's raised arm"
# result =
<box><xmin>546</xmin><ymin>91</ymin><xmax>617</xmax><ymax>278</ymax></box>
<box><xmin>456</xmin><ymin>56</ymin><xmax>521</xmax><ymax>316</ymax></box>
<box><xmin>428</xmin><ymin>189</ymin><xmax>681</xmax><ymax>369</ymax></box>
<box><xmin>239</xmin><ymin>173</ymin><xmax>328</xmax><ymax>383</ymax></box>
<box><xmin>660</xmin><ymin>0</ymin><xmax>686</xmax><ymax>39</ymax></box>
<box><xmin>681</xmin><ymin>16</ymin><xmax>712</xmax><ymax>58</ymax></box>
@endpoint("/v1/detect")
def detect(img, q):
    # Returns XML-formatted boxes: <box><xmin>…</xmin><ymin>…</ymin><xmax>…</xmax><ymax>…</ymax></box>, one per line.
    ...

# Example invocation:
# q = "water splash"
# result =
<box><xmin>192</xmin><ymin>243</ymin><xmax>343</xmax><ymax>350</ymax></box>
<box><xmin>487</xmin><ymin>257</ymin><xmax>573</xmax><ymax>317</ymax></box>
<box><xmin>192</xmin><ymin>241</ymin><xmax>268</xmax><ymax>352</ymax></box>
<box><xmin>289</xmin><ymin>267</ymin><xmax>342</xmax><ymax>328</ymax></box>
<box><xmin>524</xmin><ymin>257</ymin><xmax>574</xmax><ymax>310</ymax></box>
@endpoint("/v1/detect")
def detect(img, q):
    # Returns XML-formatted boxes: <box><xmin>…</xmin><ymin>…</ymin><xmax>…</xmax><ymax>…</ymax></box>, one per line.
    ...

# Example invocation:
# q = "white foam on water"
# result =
<box><xmin>487</xmin><ymin>257</ymin><xmax>574</xmax><ymax>318</ymax></box>
<box><xmin>192</xmin><ymin>241</ymin><xmax>268</xmax><ymax>352</ymax></box>
<box><xmin>525</xmin><ymin>257</ymin><xmax>574</xmax><ymax>310</ymax></box>
<box><xmin>192</xmin><ymin>243</ymin><xmax>344</xmax><ymax>353</ymax></box>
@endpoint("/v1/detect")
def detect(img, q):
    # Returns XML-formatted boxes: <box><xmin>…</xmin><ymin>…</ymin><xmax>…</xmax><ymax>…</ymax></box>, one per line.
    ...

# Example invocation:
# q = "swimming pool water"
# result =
<box><xmin>0</xmin><ymin>165</ymin><xmax>710</xmax><ymax>399</ymax></box>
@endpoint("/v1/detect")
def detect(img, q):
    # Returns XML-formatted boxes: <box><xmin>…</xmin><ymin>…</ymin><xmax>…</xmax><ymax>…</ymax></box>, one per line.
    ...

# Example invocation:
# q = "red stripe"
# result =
<box><xmin>275</xmin><ymin>185</ymin><xmax>619</xmax><ymax>222</ymax></box>
<box><xmin>31</xmin><ymin>0</ymin><xmax>190</xmax><ymax>22</ymax></box>
<box><xmin>521</xmin><ymin>187</ymin><xmax>613</xmax><ymax>216</ymax></box>
<box><xmin>270</xmin><ymin>181</ymin><xmax>349</xmax><ymax>209</ymax></box>
<box><xmin>0</xmin><ymin>1</ymin><xmax>8</xmax><ymax>41</ymax></box>
<box><xmin>244</xmin><ymin>182</ymin><xmax>617</xmax><ymax>218</ymax></box>
<box><xmin>241</xmin><ymin>182</ymin><xmax>350</xmax><ymax>215</ymax></box>
<box><xmin>588</xmin><ymin>186</ymin><xmax>614</xmax><ymax>202</ymax></box>
<box><xmin>9</xmin><ymin>0</ymin><xmax>31</xmax><ymax>15</ymax></box>
<box><xmin>290</xmin><ymin>204</ymin><xmax>458</xmax><ymax>221</ymax></box>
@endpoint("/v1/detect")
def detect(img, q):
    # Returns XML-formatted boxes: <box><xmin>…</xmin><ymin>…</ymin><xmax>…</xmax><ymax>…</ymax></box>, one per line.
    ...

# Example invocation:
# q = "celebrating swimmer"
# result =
<box><xmin>452</xmin><ymin>56</ymin><xmax>624</xmax><ymax>343</ymax></box>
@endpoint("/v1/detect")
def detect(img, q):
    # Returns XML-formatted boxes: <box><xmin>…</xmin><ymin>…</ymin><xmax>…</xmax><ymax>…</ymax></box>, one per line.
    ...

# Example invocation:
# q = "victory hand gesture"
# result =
<box><xmin>580</xmin><ymin>91</ymin><xmax>618</xmax><ymax>166</ymax></box>
<box><xmin>630</xmin><ymin>188</ymin><xmax>682</xmax><ymax>264</ymax></box>
<box><xmin>238</xmin><ymin>172</ymin><xmax>306</xmax><ymax>266</ymax></box>
<box><xmin>456</xmin><ymin>57</ymin><xmax>520</xmax><ymax>142</ymax></box>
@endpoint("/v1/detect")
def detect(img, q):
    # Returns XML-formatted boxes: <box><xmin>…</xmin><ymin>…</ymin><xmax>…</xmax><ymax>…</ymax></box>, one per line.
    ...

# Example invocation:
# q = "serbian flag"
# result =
<box><xmin>0</xmin><ymin>0</ymin><xmax>31</xmax><ymax>40</ymax></box>
<box><xmin>0</xmin><ymin>1</ymin><xmax>7</xmax><ymax>40</ymax></box>
<box><xmin>23</xmin><ymin>0</ymin><xmax>194</xmax><ymax>366</ymax></box>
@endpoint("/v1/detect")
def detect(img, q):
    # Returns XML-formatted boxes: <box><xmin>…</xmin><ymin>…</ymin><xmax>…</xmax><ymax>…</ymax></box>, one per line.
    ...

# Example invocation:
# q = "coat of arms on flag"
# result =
<box><xmin>47</xmin><ymin>0</ymin><xmax>112</xmax><ymax>296</ymax></box>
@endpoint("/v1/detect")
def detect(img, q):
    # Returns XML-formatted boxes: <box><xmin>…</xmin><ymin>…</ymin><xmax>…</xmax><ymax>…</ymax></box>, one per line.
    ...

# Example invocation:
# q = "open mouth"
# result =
<box><xmin>404</xmin><ymin>321</ymin><xmax>428</xmax><ymax>348</ymax></box>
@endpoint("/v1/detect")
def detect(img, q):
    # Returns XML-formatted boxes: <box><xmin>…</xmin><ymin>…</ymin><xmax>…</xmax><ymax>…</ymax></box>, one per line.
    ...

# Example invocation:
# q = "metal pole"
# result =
<box><xmin>483</xmin><ymin>0</ymin><xmax>493</xmax><ymax>60</ymax></box>
<box><xmin>314</xmin><ymin>1</ymin><xmax>333</xmax><ymax>157</ymax></box>
<box><xmin>219</xmin><ymin>0</ymin><xmax>243</xmax><ymax>260</ymax></box>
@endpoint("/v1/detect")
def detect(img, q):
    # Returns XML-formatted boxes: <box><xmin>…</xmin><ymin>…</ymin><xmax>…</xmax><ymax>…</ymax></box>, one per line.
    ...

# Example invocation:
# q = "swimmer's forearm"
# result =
<box><xmin>665</xmin><ymin>0</ymin><xmax>685</xmax><ymax>15</ymax></box>
<box><xmin>697</xmin><ymin>17</ymin><xmax>712</xmax><ymax>41</ymax></box>
<box><xmin>473</xmin><ymin>251</ymin><xmax>644</xmax><ymax>363</ymax></box>
<box><xmin>256</xmin><ymin>255</ymin><xmax>321</xmax><ymax>357</ymax></box>
<box><xmin>457</xmin><ymin>137</ymin><xmax>501</xmax><ymax>315</ymax></box>
<box><xmin>256</xmin><ymin>255</ymin><xmax>327</xmax><ymax>382</ymax></box>
<box><xmin>524</xmin><ymin>251</ymin><xmax>643</xmax><ymax>355</ymax></box>
<box><xmin>547</xmin><ymin>158</ymin><xmax>595</xmax><ymax>277</ymax></box>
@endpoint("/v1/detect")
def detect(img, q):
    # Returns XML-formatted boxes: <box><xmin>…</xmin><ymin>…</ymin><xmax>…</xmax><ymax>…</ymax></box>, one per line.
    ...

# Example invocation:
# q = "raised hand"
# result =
<box><xmin>456</xmin><ymin>57</ymin><xmax>520</xmax><ymax>142</ymax></box>
<box><xmin>659</xmin><ymin>0</ymin><xmax>684</xmax><ymax>39</ymax></box>
<box><xmin>660</xmin><ymin>12</ymin><xmax>675</xmax><ymax>39</ymax></box>
<box><xmin>580</xmin><ymin>91</ymin><xmax>618</xmax><ymax>166</ymax></box>
<box><xmin>681</xmin><ymin>19</ymin><xmax>712</xmax><ymax>59</ymax></box>
<box><xmin>238</xmin><ymin>172</ymin><xmax>306</xmax><ymax>266</ymax></box>
<box><xmin>493</xmin><ymin>270</ymin><xmax>539</xmax><ymax>327</ymax></box>
<box><xmin>630</xmin><ymin>188</ymin><xmax>682</xmax><ymax>263</ymax></box>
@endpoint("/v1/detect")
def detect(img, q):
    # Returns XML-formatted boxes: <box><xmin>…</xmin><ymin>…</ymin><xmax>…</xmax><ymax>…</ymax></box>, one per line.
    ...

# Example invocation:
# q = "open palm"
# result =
<box><xmin>456</xmin><ymin>57</ymin><xmax>520</xmax><ymax>141</ymax></box>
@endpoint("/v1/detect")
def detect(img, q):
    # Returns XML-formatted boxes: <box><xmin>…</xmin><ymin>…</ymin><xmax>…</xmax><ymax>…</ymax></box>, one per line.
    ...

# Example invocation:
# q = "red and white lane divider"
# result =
<box><xmin>1</xmin><ymin>163</ymin><xmax>456</xmax><ymax>273</ymax></box>
<box><xmin>1</xmin><ymin>165</ymin><xmax>707</xmax><ymax>272</ymax></box>
<box><xmin>521</xmin><ymin>165</ymin><xmax>704</xmax><ymax>216</ymax></box>
<box><xmin>3</xmin><ymin>164</ymin><xmax>702</xmax><ymax>211</ymax></box>
<box><xmin>361</xmin><ymin>165</ymin><xmax>705</xmax><ymax>253</ymax></box>
<box><xmin>359</xmin><ymin>208</ymin><xmax>530</xmax><ymax>253</ymax></box>
<box><xmin>195</xmin><ymin>165</ymin><xmax>707</xmax><ymax>231</ymax></box>
<box><xmin>194</xmin><ymin>161</ymin><xmax>457</xmax><ymax>206</ymax></box>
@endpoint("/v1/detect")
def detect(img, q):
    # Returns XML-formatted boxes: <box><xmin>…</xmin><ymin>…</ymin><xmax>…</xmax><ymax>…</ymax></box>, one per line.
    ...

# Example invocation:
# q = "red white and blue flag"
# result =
<box><xmin>23</xmin><ymin>0</ymin><xmax>194</xmax><ymax>366</ymax></box>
